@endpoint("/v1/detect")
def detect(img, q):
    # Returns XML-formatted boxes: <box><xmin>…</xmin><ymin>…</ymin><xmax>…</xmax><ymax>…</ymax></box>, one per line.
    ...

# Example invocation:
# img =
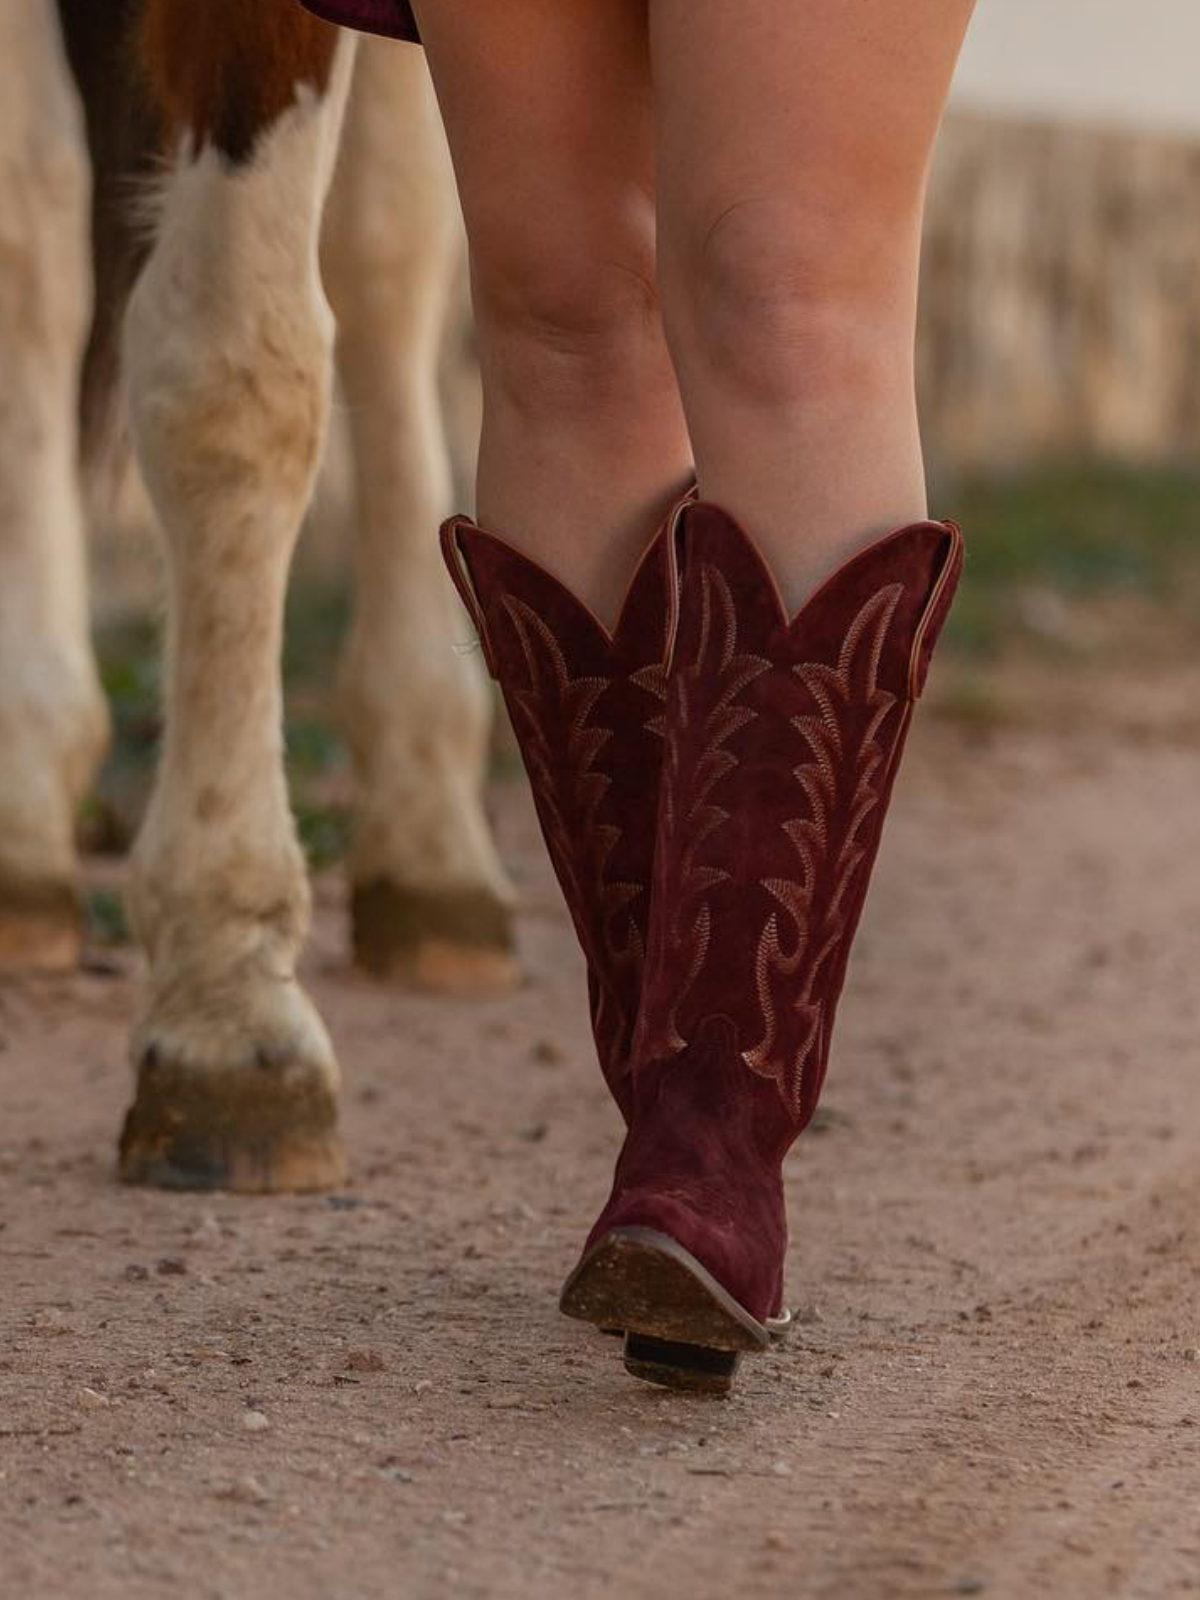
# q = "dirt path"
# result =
<box><xmin>3</xmin><ymin>695</ymin><xmax>1200</xmax><ymax>1600</ymax></box>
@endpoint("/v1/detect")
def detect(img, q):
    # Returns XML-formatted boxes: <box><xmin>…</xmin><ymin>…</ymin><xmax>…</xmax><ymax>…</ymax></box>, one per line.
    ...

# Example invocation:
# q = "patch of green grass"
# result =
<box><xmin>293</xmin><ymin>800</ymin><xmax>351</xmax><ymax>870</ymax></box>
<box><xmin>85</xmin><ymin>886</ymin><xmax>130</xmax><ymax>947</ymax></box>
<box><xmin>88</xmin><ymin>613</ymin><xmax>164</xmax><ymax>852</ymax></box>
<box><xmin>95</xmin><ymin>612</ymin><xmax>162</xmax><ymax>760</ymax></box>
<box><xmin>286</xmin><ymin>714</ymin><xmax>344</xmax><ymax>779</ymax></box>
<box><xmin>939</xmin><ymin>461</ymin><xmax>1200</xmax><ymax>655</ymax></box>
<box><xmin>283</xmin><ymin>579</ymin><xmax>351</xmax><ymax>693</ymax></box>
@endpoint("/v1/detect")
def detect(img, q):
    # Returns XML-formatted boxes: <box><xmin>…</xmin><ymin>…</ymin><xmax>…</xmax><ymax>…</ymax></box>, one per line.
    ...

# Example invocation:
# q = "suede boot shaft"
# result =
<box><xmin>441</xmin><ymin>502</ymin><xmax>687</xmax><ymax>1119</ymax></box>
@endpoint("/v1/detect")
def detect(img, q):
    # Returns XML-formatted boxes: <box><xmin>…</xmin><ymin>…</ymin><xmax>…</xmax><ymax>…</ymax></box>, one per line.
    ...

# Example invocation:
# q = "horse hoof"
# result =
<box><xmin>119</xmin><ymin>1053</ymin><xmax>344</xmax><ymax>1193</ymax></box>
<box><xmin>0</xmin><ymin>881</ymin><xmax>83</xmax><ymax>973</ymax></box>
<box><xmin>351</xmin><ymin>879</ymin><xmax>519</xmax><ymax>994</ymax></box>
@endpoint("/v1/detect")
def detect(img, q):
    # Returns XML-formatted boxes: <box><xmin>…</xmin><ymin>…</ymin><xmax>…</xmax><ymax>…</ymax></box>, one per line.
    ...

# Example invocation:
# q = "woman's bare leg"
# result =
<box><xmin>412</xmin><ymin>0</ymin><xmax>690</xmax><ymax>626</ymax></box>
<box><xmin>651</xmin><ymin>0</ymin><xmax>976</xmax><ymax>612</ymax></box>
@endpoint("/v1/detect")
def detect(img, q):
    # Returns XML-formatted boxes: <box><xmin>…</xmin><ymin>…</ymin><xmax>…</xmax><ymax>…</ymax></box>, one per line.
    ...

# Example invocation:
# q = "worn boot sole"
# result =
<box><xmin>560</xmin><ymin>1226</ymin><xmax>773</xmax><ymax>1395</ymax></box>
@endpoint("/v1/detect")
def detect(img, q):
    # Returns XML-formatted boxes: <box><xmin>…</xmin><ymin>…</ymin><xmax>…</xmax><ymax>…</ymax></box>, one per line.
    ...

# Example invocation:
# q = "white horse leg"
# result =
<box><xmin>323</xmin><ymin>38</ymin><xmax>517</xmax><ymax>993</ymax></box>
<box><xmin>0</xmin><ymin>2</ymin><xmax>107</xmax><ymax>969</ymax></box>
<box><xmin>118</xmin><ymin>6</ymin><xmax>355</xmax><ymax>1191</ymax></box>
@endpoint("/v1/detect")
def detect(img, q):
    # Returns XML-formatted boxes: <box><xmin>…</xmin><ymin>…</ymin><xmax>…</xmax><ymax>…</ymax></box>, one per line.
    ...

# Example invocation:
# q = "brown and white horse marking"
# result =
<box><xmin>0</xmin><ymin>1</ymin><xmax>513</xmax><ymax>1191</ymax></box>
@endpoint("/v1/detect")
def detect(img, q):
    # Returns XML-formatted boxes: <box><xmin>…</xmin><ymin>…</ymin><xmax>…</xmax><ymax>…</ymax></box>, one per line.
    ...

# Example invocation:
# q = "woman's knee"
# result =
<box><xmin>661</xmin><ymin>192</ymin><xmax>918</xmax><ymax>405</ymax></box>
<box><xmin>469</xmin><ymin>199</ymin><xmax>668</xmax><ymax>412</ymax></box>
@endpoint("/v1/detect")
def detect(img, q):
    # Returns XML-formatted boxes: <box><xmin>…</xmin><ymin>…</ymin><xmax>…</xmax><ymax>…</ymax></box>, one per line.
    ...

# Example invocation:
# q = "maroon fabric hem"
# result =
<box><xmin>299</xmin><ymin>0</ymin><xmax>421</xmax><ymax>44</ymax></box>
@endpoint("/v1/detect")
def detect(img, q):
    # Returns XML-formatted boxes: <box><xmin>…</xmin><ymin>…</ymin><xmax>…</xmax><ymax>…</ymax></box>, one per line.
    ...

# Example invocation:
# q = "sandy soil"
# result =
<box><xmin>4</xmin><ymin>685</ymin><xmax>1200</xmax><ymax>1600</ymax></box>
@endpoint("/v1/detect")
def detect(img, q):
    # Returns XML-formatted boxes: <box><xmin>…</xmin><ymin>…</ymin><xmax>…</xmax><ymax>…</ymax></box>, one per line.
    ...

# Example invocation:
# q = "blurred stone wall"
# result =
<box><xmin>920</xmin><ymin>110</ymin><xmax>1200</xmax><ymax>475</ymax></box>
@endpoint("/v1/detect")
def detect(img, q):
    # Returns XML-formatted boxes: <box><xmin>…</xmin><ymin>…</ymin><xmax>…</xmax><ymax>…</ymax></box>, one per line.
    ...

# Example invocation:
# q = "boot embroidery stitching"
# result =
<box><xmin>742</xmin><ymin>584</ymin><xmax>903</xmax><ymax>1114</ymax></box>
<box><xmin>638</xmin><ymin>564</ymin><xmax>770</xmax><ymax>1059</ymax></box>
<box><xmin>630</xmin><ymin>660</ymin><xmax>669</xmax><ymax>738</ymax></box>
<box><xmin>502</xmin><ymin>596</ymin><xmax>655</xmax><ymax>1082</ymax></box>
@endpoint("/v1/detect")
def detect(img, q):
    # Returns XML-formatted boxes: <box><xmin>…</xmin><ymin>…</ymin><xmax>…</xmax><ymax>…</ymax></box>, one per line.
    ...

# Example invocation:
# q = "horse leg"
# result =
<box><xmin>323</xmin><ymin>38</ymin><xmax>517</xmax><ymax>993</ymax></box>
<box><xmin>118</xmin><ymin>3</ymin><xmax>356</xmax><ymax>1190</ymax></box>
<box><xmin>0</xmin><ymin>2</ymin><xmax>107</xmax><ymax>970</ymax></box>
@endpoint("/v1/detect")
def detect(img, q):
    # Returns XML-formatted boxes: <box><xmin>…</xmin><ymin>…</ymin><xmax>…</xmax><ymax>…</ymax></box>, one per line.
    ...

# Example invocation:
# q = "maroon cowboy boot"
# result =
<box><xmin>440</xmin><ymin>498</ymin><xmax>689</xmax><ymax>1119</ymax></box>
<box><xmin>560</xmin><ymin>501</ymin><xmax>963</xmax><ymax>1392</ymax></box>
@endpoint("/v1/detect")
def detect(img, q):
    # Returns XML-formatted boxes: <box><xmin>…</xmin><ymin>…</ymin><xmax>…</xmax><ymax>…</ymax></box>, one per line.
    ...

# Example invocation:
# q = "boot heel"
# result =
<box><xmin>560</xmin><ymin>1226</ymin><xmax>769</xmax><ymax>1393</ymax></box>
<box><xmin>623</xmin><ymin>1333</ymin><xmax>741</xmax><ymax>1395</ymax></box>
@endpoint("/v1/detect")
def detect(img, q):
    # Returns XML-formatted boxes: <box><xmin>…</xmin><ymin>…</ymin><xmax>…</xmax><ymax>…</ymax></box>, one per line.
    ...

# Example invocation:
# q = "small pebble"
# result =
<box><xmin>189</xmin><ymin>1215</ymin><xmax>223</xmax><ymax>1249</ymax></box>
<box><xmin>76</xmin><ymin>1387</ymin><xmax>110</xmax><ymax>1409</ymax></box>
<box><xmin>216</xmin><ymin>1474</ymin><xmax>270</xmax><ymax>1504</ymax></box>
<box><xmin>241</xmin><ymin>1410</ymin><xmax>270</xmax><ymax>1433</ymax></box>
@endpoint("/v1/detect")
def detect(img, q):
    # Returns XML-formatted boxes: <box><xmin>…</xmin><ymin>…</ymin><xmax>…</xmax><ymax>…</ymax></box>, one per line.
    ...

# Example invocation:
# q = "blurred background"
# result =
<box><xmin>915</xmin><ymin>0</ymin><xmax>1200</xmax><ymax>690</ymax></box>
<box><xmin>84</xmin><ymin>0</ymin><xmax>1200</xmax><ymax>938</ymax></box>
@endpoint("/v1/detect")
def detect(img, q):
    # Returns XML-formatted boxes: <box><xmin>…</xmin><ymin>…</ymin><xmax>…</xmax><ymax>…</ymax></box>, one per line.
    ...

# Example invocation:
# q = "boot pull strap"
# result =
<box><xmin>907</xmin><ymin>521</ymin><xmax>964</xmax><ymax>701</ymax></box>
<box><xmin>440</xmin><ymin>518</ymin><xmax>500</xmax><ymax>678</ymax></box>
